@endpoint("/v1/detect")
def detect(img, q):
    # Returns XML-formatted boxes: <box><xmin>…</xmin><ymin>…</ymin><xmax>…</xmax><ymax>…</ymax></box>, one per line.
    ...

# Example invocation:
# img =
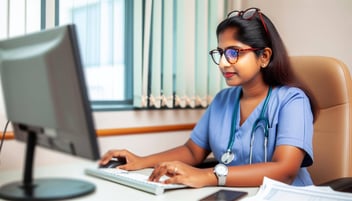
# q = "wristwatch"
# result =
<box><xmin>214</xmin><ymin>163</ymin><xmax>228</xmax><ymax>186</ymax></box>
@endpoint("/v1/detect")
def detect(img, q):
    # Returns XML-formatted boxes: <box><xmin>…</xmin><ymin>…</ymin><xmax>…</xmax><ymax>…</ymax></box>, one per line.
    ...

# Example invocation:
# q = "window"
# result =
<box><xmin>58</xmin><ymin>0</ymin><xmax>231</xmax><ymax>110</ymax></box>
<box><xmin>58</xmin><ymin>0</ymin><xmax>133</xmax><ymax>109</ymax></box>
<box><xmin>1</xmin><ymin>0</ymin><xmax>231</xmax><ymax>110</ymax></box>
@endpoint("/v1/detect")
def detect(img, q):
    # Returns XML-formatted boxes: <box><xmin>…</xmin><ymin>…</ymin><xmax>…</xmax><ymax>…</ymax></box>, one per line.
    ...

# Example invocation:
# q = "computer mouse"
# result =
<box><xmin>99</xmin><ymin>158</ymin><xmax>126</xmax><ymax>168</ymax></box>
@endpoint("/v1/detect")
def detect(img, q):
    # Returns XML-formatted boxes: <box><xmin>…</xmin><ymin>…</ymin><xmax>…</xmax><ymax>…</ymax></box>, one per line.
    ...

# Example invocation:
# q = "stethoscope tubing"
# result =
<box><xmin>226</xmin><ymin>86</ymin><xmax>272</xmax><ymax>165</ymax></box>
<box><xmin>249</xmin><ymin>118</ymin><xmax>269</xmax><ymax>164</ymax></box>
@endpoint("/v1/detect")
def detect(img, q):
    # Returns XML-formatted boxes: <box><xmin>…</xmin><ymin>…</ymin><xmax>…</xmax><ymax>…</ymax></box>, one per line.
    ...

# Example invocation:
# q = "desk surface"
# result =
<box><xmin>0</xmin><ymin>159</ymin><xmax>258</xmax><ymax>201</ymax></box>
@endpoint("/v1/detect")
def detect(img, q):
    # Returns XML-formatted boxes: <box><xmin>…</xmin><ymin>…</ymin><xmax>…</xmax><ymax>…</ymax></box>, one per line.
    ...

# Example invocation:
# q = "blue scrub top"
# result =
<box><xmin>191</xmin><ymin>86</ymin><xmax>314</xmax><ymax>186</ymax></box>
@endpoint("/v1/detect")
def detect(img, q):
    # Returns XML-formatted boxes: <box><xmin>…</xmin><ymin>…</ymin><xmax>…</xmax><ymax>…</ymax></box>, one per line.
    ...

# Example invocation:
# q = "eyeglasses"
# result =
<box><xmin>227</xmin><ymin>7</ymin><xmax>268</xmax><ymax>35</ymax></box>
<box><xmin>209</xmin><ymin>46</ymin><xmax>261</xmax><ymax>65</ymax></box>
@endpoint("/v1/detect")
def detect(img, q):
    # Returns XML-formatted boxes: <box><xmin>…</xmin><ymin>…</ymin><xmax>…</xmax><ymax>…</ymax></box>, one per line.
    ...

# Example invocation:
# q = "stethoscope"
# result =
<box><xmin>221</xmin><ymin>86</ymin><xmax>272</xmax><ymax>165</ymax></box>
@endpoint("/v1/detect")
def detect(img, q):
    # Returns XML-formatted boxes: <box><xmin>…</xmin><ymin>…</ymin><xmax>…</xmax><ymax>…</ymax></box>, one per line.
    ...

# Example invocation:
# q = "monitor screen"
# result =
<box><xmin>0</xmin><ymin>24</ymin><xmax>100</xmax><ymax>200</ymax></box>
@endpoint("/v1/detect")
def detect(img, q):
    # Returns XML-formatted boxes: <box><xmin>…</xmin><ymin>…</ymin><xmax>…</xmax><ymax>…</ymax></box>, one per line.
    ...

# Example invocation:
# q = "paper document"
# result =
<box><xmin>242</xmin><ymin>177</ymin><xmax>352</xmax><ymax>201</ymax></box>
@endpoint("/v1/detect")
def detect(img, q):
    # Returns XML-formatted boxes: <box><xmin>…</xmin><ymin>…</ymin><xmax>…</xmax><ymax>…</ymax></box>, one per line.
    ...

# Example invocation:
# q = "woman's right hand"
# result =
<box><xmin>99</xmin><ymin>149</ymin><xmax>146</xmax><ymax>170</ymax></box>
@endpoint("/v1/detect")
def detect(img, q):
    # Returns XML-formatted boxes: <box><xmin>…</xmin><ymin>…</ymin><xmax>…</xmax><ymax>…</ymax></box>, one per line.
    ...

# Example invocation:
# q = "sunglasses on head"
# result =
<box><xmin>227</xmin><ymin>7</ymin><xmax>268</xmax><ymax>34</ymax></box>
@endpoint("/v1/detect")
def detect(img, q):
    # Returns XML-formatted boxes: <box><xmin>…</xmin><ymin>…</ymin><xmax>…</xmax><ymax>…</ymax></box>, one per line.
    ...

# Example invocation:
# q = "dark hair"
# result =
<box><xmin>216</xmin><ymin>10</ymin><xmax>318</xmax><ymax>121</ymax></box>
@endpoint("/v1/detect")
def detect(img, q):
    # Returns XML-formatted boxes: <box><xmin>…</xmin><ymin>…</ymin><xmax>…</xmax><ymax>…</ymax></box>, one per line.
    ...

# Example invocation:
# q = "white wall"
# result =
<box><xmin>0</xmin><ymin>109</ymin><xmax>205</xmax><ymax>170</ymax></box>
<box><xmin>0</xmin><ymin>130</ymin><xmax>191</xmax><ymax>171</ymax></box>
<box><xmin>241</xmin><ymin>0</ymin><xmax>352</xmax><ymax>71</ymax></box>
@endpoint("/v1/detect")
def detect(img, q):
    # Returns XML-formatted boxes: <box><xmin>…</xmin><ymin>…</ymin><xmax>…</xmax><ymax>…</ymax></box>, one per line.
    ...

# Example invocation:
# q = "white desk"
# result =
<box><xmin>0</xmin><ymin>159</ymin><xmax>258</xmax><ymax>201</ymax></box>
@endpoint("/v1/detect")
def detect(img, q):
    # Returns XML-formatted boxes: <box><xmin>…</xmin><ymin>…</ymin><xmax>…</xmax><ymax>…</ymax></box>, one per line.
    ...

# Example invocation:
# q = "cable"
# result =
<box><xmin>0</xmin><ymin>120</ymin><xmax>11</xmax><ymax>154</ymax></box>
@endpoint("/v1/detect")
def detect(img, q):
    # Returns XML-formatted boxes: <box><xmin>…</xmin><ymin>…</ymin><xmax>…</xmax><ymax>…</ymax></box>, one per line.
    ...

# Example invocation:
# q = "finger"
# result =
<box><xmin>99</xmin><ymin>150</ymin><xmax>125</xmax><ymax>164</ymax></box>
<box><xmin>116</xmin><ymin>164</ymin><xmax>127</xmax><ymax>170</ymax></box>
<box><xmin>99</xmin><ymin>151</ymin><xmax>115</xmax><ymax>164</ymax></box>
<box><xmin>163</xmin><ymin>175</ymin><xmax>183</xmax><ymax>185</ymax></box>
<box><xmin>116</xmin><ymin>159</ymin><xmax>134</xmax><ymax>170</ymax></box>
<box><xmin>173</xmin><ymin>167</ymin><xmax>179</xmax><ymax>175</ymax></box>
<box><xmin>149</xmin><ymin>164</ymin><xmax>169</xmax><ymax>182</ymax></box>
<box><xmin>118</xmin><ymin>163</ymin><xmax>138</xmax><ymax>171</ymax></box>
<box><xmin>150</xmin><ymin>164</ymin><xmax>180</xmax><ymax>182</ymax></box>
<box><xmin>164</xmin><ymin>166</ymin><xmax>178</xmax><ymax>177</ymax></box>
<box><xmin>149</xmin><ymin>167</ymin><xmax>164</xmax><ymax>182</ymax></box>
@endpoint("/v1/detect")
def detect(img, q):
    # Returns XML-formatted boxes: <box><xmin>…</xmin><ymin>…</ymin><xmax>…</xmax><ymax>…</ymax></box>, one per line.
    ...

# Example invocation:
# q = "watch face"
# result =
<box><xmin>215</xmin><ymin>164</ymin><xmax>228</xmax><ymax>175</ymax></box>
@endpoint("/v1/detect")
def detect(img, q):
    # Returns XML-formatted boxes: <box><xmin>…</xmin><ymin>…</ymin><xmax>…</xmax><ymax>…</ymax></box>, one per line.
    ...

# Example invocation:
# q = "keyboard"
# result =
<box><xmin>84</xmin><ymin>168</ymin><xmax>186</xmax><ymax>195</ymax></box>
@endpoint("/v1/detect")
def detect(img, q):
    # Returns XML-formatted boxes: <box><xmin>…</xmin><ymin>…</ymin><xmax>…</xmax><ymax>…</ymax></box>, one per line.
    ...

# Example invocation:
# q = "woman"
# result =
<box><xmin>99</xmin><ymin>7</ymin><xmax>318</xmax><ymax>188</ymax></box>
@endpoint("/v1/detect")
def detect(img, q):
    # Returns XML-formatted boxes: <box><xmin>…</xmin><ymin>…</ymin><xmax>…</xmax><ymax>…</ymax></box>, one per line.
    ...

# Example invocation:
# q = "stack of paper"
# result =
<box><xmin>242</xmin><ymin>177</ymin><xmax>352</xmax><ymax>201</ymax></box>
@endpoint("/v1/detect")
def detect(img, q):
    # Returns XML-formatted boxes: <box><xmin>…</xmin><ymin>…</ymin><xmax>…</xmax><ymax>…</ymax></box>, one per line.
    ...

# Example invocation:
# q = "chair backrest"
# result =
<box><xmin>290</xmin><ymin>56</ymin><xmax>352</xmax><ymax>185</ymax></box>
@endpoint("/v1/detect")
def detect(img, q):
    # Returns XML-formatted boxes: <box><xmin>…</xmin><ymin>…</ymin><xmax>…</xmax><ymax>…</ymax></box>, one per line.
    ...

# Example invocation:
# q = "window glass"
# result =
<box><xmin>58</xmin><ymin>0</ymin><xmax>128</xmax><ymax>103</ymax></box>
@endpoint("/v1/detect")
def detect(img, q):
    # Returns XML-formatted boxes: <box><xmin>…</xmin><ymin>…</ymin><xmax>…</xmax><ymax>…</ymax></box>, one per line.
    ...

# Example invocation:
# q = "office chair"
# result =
<box><xmin>290</xmin><ymin>56</ymin><xmax>352</xmax><ymax>191</ymax></box>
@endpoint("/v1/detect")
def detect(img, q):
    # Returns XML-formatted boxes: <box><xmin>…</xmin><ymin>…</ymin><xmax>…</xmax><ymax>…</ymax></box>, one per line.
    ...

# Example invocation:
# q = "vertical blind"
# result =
<box><xmin>0</xmin><ymin>0</ymin><xmax>41</xmax><ymax>40</ymax></box>
<box><xmin>133</xmin><ymin>0</ymin><xmax>230</xmax><ymax>108</ymax></box>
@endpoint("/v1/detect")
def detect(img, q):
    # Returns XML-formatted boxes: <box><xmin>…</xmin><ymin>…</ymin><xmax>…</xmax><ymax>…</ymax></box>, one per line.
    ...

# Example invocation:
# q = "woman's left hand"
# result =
<box><xmin>148</xmin><ymin>161</ymin><xmax>216</xmax><ymax>188</ymax></box>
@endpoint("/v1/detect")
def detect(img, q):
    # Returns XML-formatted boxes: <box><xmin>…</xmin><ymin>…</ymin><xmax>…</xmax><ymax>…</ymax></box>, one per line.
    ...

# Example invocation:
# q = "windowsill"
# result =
<box><xmin>91</xmin><ymin>102</ymin><xmax>207</xmax><ymax>112</ymax></box>
<box><xmin>92</xmin><ymin>103</ymin><xmax>135</xmax><ymax>111</ymax></box>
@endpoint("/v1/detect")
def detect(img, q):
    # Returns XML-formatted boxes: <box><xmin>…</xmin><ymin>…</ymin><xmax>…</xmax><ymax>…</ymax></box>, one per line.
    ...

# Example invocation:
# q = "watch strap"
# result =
<box><xmin>217</xmin><ymin>174</ymin><xmax>226</xmax><ymax>186</ymax></box>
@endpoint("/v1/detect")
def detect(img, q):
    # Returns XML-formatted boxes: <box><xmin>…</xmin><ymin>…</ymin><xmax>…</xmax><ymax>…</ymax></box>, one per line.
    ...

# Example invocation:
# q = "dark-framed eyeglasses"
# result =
<box><xmin>227</xmin><ymin>7</ymin><xmax>268</xmax><ymax>34</ymax></box>
<box><xmin>209</xmin><ymin>46</ymin><xmax>262</xmax><ymax>65</ymax></box>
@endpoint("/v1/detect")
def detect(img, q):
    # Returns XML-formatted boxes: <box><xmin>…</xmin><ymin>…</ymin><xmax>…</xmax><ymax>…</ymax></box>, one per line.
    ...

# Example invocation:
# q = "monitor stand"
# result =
<box><xmin>0</xmin><ymin>131</ymin><xmax>95</xmax><ymax>201</ymax></box>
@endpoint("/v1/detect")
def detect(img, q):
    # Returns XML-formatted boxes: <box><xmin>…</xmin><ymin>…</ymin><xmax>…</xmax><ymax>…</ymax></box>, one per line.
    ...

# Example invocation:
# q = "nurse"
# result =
<box><xmin>99</xmin><ymin>7</ymin><xmax>318</xmax><ymax>187</ymax></box>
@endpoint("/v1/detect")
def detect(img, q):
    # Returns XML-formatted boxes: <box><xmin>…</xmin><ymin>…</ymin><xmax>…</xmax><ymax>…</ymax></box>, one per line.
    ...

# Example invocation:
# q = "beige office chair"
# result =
<box><xmin>290</xmin><ymin>56</ymin><xmax>352</xmax><ymax>186</ymax></box>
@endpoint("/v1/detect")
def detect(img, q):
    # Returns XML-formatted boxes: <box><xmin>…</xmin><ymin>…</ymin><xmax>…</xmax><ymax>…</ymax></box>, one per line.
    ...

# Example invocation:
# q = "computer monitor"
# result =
<box><xmin>0</xmin><ymin>24</ymin><xmax>100</xmax><ymax>200</ymax></box>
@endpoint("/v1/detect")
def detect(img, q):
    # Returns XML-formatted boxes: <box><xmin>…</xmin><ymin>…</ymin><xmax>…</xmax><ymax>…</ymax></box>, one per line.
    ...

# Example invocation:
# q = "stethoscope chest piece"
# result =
<box><xmin>221</xmin><ymin>150</ymin><xmax>235</xmax><ymax>164</ymax></box>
